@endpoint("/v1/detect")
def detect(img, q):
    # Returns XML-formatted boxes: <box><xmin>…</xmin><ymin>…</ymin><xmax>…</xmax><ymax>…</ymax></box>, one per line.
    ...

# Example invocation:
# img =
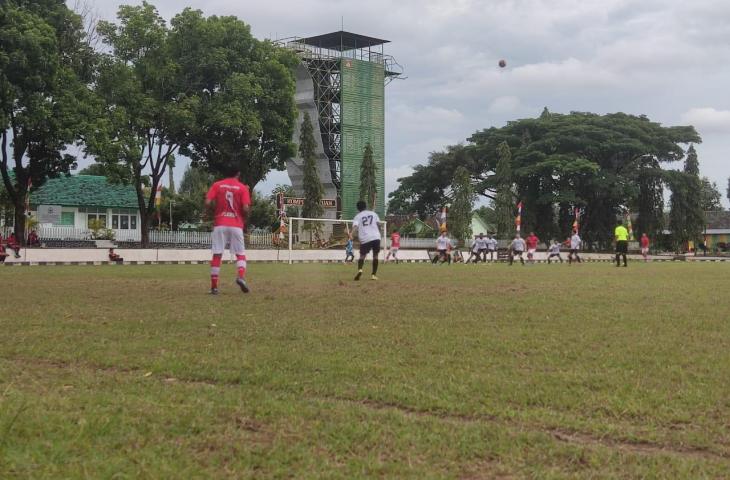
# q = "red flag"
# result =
<box><xmin>572</xmin><ymin>207</ymin><xmax>580</xmax><ymax>233</ymax></box>
<box><xmin>515</xmin><ymin>201</ymin><xmax>523</xmax><ymax>232</ymax></box>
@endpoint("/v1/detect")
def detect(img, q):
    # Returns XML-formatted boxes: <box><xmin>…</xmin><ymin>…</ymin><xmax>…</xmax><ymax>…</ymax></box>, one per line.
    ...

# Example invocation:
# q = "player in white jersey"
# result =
<box><xmin>486</xmin><ymin>234</ymin><xmax>497</xmax><ymax>261</ymax></box>
<box><xmin>432</xmin><ymin>231</ymin><xmax>452</xmax><ymax>264</ymax></box>
<box><xmin>467</xmin><ymin>233</ymin><xmax>488</xmax><ymax>263</ymax></box>
<box><xmin>351</xmin><ymin>200</ymin><xmax>382</xmax><ymax>281</ymax></box>
<box><xmin>509</xmin><ymin>233</ymin><xmax>526</xmax><ymax>266</ymax></box>
<box><xmin>568</xmin><ymin>231</ymin><xmax>582</xmax><ymax>264</ymax></box>
<box><xmin>547</xmin><ymin>239</ymin><xmax>564</xmax><ymax>263</ymax></box>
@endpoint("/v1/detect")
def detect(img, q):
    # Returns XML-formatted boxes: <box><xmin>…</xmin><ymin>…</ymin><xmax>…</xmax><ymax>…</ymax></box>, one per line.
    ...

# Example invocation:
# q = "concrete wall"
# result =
<box><xmin>4</xmin><ymin>248</ymin><xmax>715</xmax><ymax>265</ymax></box>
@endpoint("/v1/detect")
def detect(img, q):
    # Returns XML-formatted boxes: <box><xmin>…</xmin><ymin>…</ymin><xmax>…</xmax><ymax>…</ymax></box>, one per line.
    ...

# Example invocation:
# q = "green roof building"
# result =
<box><xmin>27</xmin><ymin>175</ymin><xmax>140</xmax><ymax>234</ymax></box>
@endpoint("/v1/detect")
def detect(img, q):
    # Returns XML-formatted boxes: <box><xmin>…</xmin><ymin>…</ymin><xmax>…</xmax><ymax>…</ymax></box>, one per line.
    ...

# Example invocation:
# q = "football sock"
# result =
<box><xmin>236</xmin><ymin>254</ymin><xmax>246</xmax><ymax>279</ymax></box>
<box><xmin>372</xmin><ymin>258</ymin><xmax>379</xmax><ymax>275</ymax></box>
<box><xmin>358</xmin><ymin>258</ymin><xmax>365</xmax><ymax>271</ymax></box>
<box><xmin>211</xmin><ymin>254</ymin><xmax>222</xmax><ymax>289</ymax></box>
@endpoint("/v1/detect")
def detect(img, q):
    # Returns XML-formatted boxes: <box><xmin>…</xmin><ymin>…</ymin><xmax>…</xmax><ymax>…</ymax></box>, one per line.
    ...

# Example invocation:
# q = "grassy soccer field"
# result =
<box><xmin>1</xmin><ymin>262</ymin><xmax>729</xmax><ymax>478</ymax></box>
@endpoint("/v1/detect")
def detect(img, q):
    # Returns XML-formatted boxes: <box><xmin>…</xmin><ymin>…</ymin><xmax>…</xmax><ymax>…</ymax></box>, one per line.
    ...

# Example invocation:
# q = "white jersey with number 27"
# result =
<box><xmin>352</xmin><ymin>210</ymin><xmax>381</xmax><ymax>243</ymax></box>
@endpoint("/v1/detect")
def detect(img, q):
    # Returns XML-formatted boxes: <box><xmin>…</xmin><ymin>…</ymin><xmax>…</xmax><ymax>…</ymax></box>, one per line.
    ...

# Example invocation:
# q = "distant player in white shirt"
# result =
<box><xmin>568</xmin><ymin>230</ymin><xmax>582</xmax><ymax>264</ymax></box>
<box><xmin>351</xmin><ymin>200</ymin><xmax>382</xmax><ymax>281</ymax></box>
<box><xmin>432</xmin><ymin>230</ymin><xmax>453</xmax><ymax>264</ymax></box>
<box><xmin>485</xmin><ymin>233</ymin><xmax>497</xmax><ymax>261</ymax></box>
<box><xmin>547</xmin><ymin>239</ymin><xmax>564</xmax><ymax>263</ymax></box>
<box><xmin>509</xmin><ymin>233</ymin><xmax>526</xmax><ymax>266</ymax></box>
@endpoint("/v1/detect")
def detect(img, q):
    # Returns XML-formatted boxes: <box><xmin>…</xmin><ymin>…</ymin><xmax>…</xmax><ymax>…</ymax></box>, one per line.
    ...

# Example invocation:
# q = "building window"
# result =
<box><xmin>112</xmin><ymin>213</ymin><xmax>135</xmax><ymax>230</ymax></box>
<box><xmin>59</xmin><ymin>211</ymin><xmax>74</xmax><ymax>226</ymax></box>
<box><xmin>87</xmin><ymin>213</ymin><xmax>107</xmax><ymax>228</ymax></box>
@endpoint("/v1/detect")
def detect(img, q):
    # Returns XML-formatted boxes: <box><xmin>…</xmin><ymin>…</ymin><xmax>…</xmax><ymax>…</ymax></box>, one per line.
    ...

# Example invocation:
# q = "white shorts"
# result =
<box><xmin>528</xmin><ymin>248</ymin><xmax>536</xmax><ymax>255</ymax></box>
<box><xmin>390</xmin><ymin>247</ymin><xmax>399</xmax><ymax>254</ymax></box>
<box><xmin>641</xmin><ymin>247</ymin><xmax>649</xmax><ymax>255</ymax></box>
<box><xmin>211</xmin><ymin>226</ymin><xmax>245</xmax><ymax>255</ymax></box>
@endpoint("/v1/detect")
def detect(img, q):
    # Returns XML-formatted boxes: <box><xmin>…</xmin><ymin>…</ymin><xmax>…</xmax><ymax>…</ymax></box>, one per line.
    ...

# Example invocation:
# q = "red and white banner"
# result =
<box><xmin>515</xmin><ymin>201</ymin><xmax>523</xmax><ymax>232</ymax></box>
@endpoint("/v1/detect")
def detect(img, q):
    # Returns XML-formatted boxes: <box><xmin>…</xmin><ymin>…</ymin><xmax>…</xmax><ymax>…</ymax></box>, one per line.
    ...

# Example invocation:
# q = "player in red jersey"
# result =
<box><xmin>205</xmin><ymin>166</ymin><xmax>251</xmax><ymax>295</ymax></box>
<box><xmin>385</xmin><ymin>229</ymin><xmax>401</xmax><ymax>263</ymax></box>
<box><xmin>640</xmin><ymin>233</ymin><xmax>650</xmax><ymax>262</ymax></box>
<box><xmin>525</xmin><ymin>232</ymin><xmax>540</xmax><ymax>264</ymax></box>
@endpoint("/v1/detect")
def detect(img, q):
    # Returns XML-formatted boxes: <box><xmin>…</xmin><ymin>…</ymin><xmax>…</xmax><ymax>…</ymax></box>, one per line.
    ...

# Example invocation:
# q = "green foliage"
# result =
<box><xmin>78</xmin><ymin>163</ymin><xmax>134</xmax><ymax>184</ymax></box>
<box><xmin>359</xmin><ymin>143</ymin><xmax>377</xmax><ymax>209</ymax></box>
<box><xmin>248</xmin><ymin>190</ymin><xmax>277</xmax><ymax>231</ymax></box>
<box><xmin>0</xmin><ymin>0</ymin><xmax>97</xmax><ymax>244</ymax></box>
<box><xmin>668</xmin><ymin>145</ymin><xmax>705</xmax><ymax>251</ymax></box>
<box><xmin>474</xmin><ymin>205</ymin><xmax>496</xmax><ymax>232</ymax></box>
<box><xmin>390</xmin><ymin>111</ymin><xmax>701</xmax><ymax>248</ymax></box>
<box><xmin>449</xmin><ymin>166</ymin><xmax>474</xmax><ymax>241</ymax></box>
<box><xmin>299</xmin><ymin>112</ymin><xmax>323</xmax><ymax>222</ymax></box>
<box><xmin>700</xmin><ymin>177</ymin><xmax>723</xmax><ymax>212</ymax></box>
<box><xmin>387</xmin><ymin>145</ymin><xmax>471</xmax><ymax>218</ymax></box>
<box><xmin>169</xmin><ymin>9</ymin><xmax>297</xmax><ymax>190</ymax></box>
<box><xmin>88</xmin><ymin>218</ymin><xmax>115</xmax><ymax>240</ymax></box>
<box><xmin>493</xmin><ymin>142</ymin><xmax>515</xmax><ymax>239</ymax></box>
<box><xmin>90</xmin><ymin>2</ymin><xmax>196</xmax><ymax>246</ymax></box>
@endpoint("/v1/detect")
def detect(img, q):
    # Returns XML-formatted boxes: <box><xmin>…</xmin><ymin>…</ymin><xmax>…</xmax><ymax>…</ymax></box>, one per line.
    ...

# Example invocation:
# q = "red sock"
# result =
<box><xmin>236</xmin><ymin>254</ymin><xmax>246</xmax><ymax>279</ymax></box>
<box><xmin>211</xmin><ymin>254</ymin><xmax>222</xmax><ymax>288</ymax></box>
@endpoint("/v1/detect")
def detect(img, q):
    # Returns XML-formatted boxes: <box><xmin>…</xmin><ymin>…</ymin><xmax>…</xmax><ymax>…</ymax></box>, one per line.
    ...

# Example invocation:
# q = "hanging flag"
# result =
<box><xmin>439</xmin><ymin>206</ymin><xmax>448</xmax><ymax>232</ymax></box>
<box><xmin>154</xmin><ymin>185</ymin><xmax>163</xmax><ymax>207</ymax></box>
<box><xmin>626</xmin><ymin>210</ymin><xmax>634</xmax><ymax>241</ymax></box>
<box><xmin>515</xmin><ymin>201</ymin><xmax>523</xmax><ymax>232</ymax></box>
<box><xmin>24</xmin><ymin>177</ymin><xmax>32</xmax><ymax>214</ymax></box>
<box><xmin>572</xmin><ymin>207</ymin><xmax>581</xmax><ymax>233</ymax></box>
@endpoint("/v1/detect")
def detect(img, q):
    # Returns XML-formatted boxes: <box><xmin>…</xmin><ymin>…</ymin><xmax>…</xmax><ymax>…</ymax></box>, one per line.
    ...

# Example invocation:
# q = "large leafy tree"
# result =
<box><xmin>299</xmin><ymin>112</ymin><xmax>323</xmax><ymax>240</ymax></box>
<box><xmin>359</xmin><ymin>143</ymin><xmax>377</xmax><ymax>209</ymax></box>
<box><xmin>668</xmin><ymin>145</ymin><xmax>705</xmax><ymax>250</ymax></box>
<box><xmin>493</xmin><ymin>141</ymin><xmax>515</xmax><ymax>239</ymax></box>
<box><xmin>700</xmin><ymin>176</ymin><xmax>723</xmax><ymax>212</ymax></box>
<box><xmin>449</xmin><ymin>166</ymin><xmax>474</xmax><ymax>242</ymax></box>
<box><xmin>90</xmin><ymin>2</ymin><xmax>195</xmax><ymax>246</ymax></box>
<box><xmin>390</xmin><ymin>111</ymin><xmax>700</xmax><ymax>248</ymax></box>
<box><xmin>168</xmin><ymin>8</ymin><xmax>297</xmax><ymax>191</ymax></box>
<box><xmin>0</xmin><ymin>0</ymin><xmax>96</xmax><ymax>243</ymax></box>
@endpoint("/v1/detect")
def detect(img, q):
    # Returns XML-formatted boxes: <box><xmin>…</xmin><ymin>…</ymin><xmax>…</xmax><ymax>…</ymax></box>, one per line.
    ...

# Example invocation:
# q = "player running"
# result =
<box><xmin>344</xmin><ymin>236</ymin><xmax>354</xmax><ymax>263</ymax></box>
<box><xmin>385</xmin><ymin>229</ymin><xmax>401</xmax><ymax>263</ymax></box>
<box><xmin>547</xmin><ymin>239</ymin><xmax>563</xmax><ymax>263</ymax></box>
<box><xmin>640</xmin><ymin>233</ymin><xmax>650</xmax><ymax>262</ymax></box>
<box><xmin>352</xmin><ymin>200</ymin><xmax>382</xmax><ymax>281</ymax></box>
<box><xmin>467</xmin><ymin>233</ymin><xmax>484</xmax><ymax>264</ymax></box>
<box><xmin>432</xmin><ymin>230</ymin><xmax>452</xmax><ymax>264</ymax></box>
<box><xmin>568</xmin><ymin>230</ymin><xmax>582</xmax><ymax>264</ymax></box>
<box><xmin>205</xmin><ymin>167</ymin><xmax>251</xmax><ymax>295</ymax></box>
<box><xmin>525</xmin><ymin>231</ymin><xmax>540</xmax><ymax>264</ymax></box>
<box><xmin>509</xmin><ymin>233</ymin><xmax>526</xmax><ymax>266</ymax></box>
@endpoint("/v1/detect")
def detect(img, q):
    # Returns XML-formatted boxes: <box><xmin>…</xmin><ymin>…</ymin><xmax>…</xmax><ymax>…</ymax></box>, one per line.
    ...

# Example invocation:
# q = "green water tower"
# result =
<box><xmin>280</xmin><ymin>31</ymin><xmax>402</xmax><ymax>219</ymax></box>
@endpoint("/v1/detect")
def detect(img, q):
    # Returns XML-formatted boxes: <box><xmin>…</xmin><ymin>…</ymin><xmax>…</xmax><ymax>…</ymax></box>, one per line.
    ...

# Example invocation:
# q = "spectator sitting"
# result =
<box><xmin>108</xmin><ymin>248</ymin><xmax>124</xmax><ymax>263</ymax></box>
<box><xmin>7</xmin><ymin>233</ymin><xmax>21</xmax><ymax>258</ymax></box>
<box><xmin>27</xmin><ymin>229</ymin><xmax>40</xmax><ymax>247</ymax></box>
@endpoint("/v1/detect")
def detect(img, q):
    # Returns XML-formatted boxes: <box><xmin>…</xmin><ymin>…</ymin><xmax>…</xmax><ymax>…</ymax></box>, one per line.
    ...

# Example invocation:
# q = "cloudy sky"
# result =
<box><xmin>86</xmin><ymin>0</ymin><xmax>730</xmax><ymax>205</ymax></box>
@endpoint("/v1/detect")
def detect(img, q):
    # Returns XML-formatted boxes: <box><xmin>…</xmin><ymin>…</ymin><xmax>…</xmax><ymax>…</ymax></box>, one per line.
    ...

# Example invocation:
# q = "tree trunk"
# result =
<box><xmin>13</xmin><ymin>196</ymin><xmax>26</xmax><ymax>247</ymax></box>
<box><xmin>140</xmin><ymin>212</ymin><xmax>150</xmax><ymax>247</ymax></box>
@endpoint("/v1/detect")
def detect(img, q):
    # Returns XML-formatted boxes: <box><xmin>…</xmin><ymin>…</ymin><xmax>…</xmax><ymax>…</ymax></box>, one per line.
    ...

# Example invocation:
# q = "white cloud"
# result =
<box><xmin>681</xmin><ymin>108</ymin><xmax>730</xmax><ymax>134</ymax></box>
<box><xmin>91</xmin><ymin>0</ymin><xmax>730</xmax><ymax>192</ymax></box>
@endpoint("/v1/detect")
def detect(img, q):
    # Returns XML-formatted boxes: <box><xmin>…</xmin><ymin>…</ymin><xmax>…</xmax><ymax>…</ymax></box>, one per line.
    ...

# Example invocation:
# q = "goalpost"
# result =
<box><xmin>287</xmin><ymin>217</ymin><xmax>387</xmax><ymax>264</ymax></box>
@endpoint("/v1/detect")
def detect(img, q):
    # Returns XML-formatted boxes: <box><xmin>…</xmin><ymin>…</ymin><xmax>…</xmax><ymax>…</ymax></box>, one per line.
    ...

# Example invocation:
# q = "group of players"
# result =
<box><xmin>203</xmin><ymin>168</ymin><xmax>650</xmax><ymax>293</ymax></box>
<box><xmin>427</xmin><ymin>230</ymin><xmax>584</xmax><ymax>266</ymax></box>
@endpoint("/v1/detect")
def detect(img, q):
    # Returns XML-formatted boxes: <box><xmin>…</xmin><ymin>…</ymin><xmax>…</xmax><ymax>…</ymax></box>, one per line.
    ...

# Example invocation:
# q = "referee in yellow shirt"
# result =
<box><xmin>614</xmin><ymin>221</ymin><xmax>629</xmax><ymax>267</ymax></box>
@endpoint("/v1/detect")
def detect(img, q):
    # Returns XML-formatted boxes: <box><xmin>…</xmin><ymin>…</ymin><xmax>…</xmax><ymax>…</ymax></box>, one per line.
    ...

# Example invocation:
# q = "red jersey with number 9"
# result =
<box><xmin>206</xmin><ymin>178</ymin><xmax>251</xmax><ymax>228</ymax></box>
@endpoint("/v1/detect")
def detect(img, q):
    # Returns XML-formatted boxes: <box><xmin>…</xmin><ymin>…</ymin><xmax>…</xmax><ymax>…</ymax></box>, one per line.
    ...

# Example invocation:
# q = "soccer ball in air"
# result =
<box><xmin>498</xmin><ymin>59</ymin><xmax>506</xmax><ymax>68</ymax></box>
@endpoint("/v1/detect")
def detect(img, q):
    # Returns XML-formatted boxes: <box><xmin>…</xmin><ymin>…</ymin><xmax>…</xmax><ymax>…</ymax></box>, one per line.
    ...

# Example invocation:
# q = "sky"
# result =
<box><xmin>83</xmin><ymin>0</ymin><xmax>730</xmax><ymax>205</ymax></box>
